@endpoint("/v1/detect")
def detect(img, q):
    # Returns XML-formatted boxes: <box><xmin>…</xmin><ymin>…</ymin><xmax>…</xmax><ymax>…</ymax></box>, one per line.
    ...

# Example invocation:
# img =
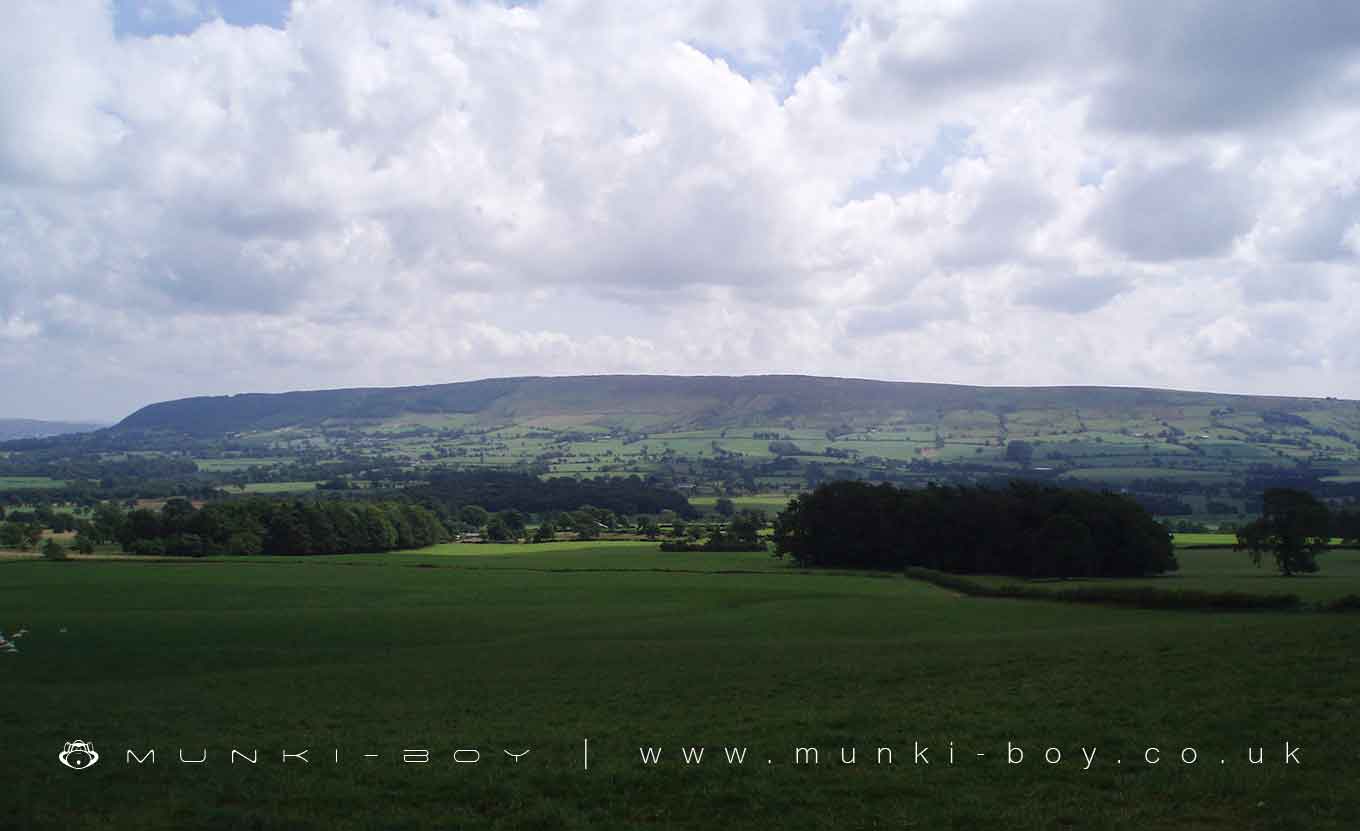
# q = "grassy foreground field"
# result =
<box><xmin>3</xmin><ymin>544</ymin><xmax>1359</xmax><ymax>830</ymax></box>
<box><xmin>969</xmin><ymin>546</ymin><xmax>1360</xmax><ymax>604</ymax></box>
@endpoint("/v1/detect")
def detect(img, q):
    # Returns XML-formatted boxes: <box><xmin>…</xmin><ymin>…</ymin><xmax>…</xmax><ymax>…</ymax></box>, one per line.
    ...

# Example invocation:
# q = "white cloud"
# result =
<box><xmin>2</xmin><ymin>0</ymin><xmax>1360</xmax><ymax>420</ymax></box>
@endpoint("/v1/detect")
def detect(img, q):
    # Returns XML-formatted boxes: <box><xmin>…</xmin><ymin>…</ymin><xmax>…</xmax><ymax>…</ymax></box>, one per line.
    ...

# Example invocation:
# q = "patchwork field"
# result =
<box><xmin>4</xmin><ymin>543</ymin><xmax>1358</xmax><ymax>829</ymax></box>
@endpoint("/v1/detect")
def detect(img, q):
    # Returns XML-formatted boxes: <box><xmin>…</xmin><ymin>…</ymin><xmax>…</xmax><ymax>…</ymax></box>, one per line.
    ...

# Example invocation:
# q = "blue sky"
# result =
<box><xmin>113</xmin><ymin>0</ymin><xmax>287</xmax><ymax>37</ymax></box>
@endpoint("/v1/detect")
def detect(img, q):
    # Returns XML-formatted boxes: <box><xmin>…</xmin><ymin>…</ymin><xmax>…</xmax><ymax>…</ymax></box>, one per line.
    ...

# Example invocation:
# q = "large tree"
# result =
<box><xmin>1236</xmin><ymin>488</ymin><xmax>1330</xmax><ymax>576</ymax></box>
<box><xmin>727</xmin><ymin>510</ymin><xmax>765</xmax><ymax>546</ymax></box>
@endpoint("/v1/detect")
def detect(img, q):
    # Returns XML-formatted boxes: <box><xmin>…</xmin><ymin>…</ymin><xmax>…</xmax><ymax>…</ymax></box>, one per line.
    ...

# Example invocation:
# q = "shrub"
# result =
<box><xmin>658</xmin><ymin>540</ymin><xmax>767</xmax><ymax>553</ymax></box>
<box><xmin>1325</xmin><ymin>594</ymin><xmax>1360</xmax><ymax>613</ymax></box>
<box><xmin>903</xmin><ymin>567</ymin><xmax>1301</xmax><ymax>611</ymax></box>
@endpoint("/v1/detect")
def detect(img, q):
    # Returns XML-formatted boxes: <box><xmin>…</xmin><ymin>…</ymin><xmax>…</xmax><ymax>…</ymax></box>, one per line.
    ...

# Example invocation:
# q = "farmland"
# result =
<box><xmin>7</xmin><ymin>376</ymin><xmax>1360</xmax><ymax>526</ymax></box>
<box><xmin>3</xmin><ymin>541</ymin><xmax>1359</xmax><ymax>829</ymax></box>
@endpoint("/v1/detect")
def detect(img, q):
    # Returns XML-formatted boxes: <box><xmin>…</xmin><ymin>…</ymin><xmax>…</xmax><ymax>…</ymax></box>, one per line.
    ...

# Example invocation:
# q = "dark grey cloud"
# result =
<box><xmin>939</xmin><ymin>176</ymin><xmax>1059</xmax><ymax>269</ymax></box>
<box><xmin>1240</xmin><ymin>267</ymin><xmax>1333</xmax><ymax>304</ymax></box>
<box><xmin>848</xmin><ymin>0</ymin><xmax>1077</xmax><ymax>117</ymax></box>
<box><xmin>1194</xmin><ymin>308</ymin><xmax>1323</xmax><ymax>375</ymax></box>
<box><xmin>1264</xmin><ymin>187</ymin><xmax>1360</xmax><ymax>263</ymax></box>
<box><xmin>1089</xmin><ymin>158</ymin><xmax>1254</xmax><ymax>261</ymax></box>
<box><xmin>1015</xmin><ymin>274</ymin><xmax>1130</xmax><ymax>314</ymax></box>
<box><xmin>1088</xmin><ymin>2</ymin><xmax>1360</xmax><ymax>134</ymax></box>
<box><xmin>844</xmin><ymin>297</ymin><xmax>956</xmax><ymax>337</ymax></box>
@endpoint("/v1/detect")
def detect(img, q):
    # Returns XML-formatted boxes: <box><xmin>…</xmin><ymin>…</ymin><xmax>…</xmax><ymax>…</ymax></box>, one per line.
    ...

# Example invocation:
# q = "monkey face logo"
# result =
<box><xmin>59</xmin><ymin>740</ymin><xmax>99</xmax><ymax>770</ymax></box>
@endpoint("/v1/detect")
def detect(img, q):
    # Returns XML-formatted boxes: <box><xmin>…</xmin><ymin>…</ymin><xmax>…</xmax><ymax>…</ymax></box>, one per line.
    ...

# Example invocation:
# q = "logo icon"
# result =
<box><xmin>59</xmin><ymin>740</ymin><xmax>99</xmax><ymax>770</ymax></box>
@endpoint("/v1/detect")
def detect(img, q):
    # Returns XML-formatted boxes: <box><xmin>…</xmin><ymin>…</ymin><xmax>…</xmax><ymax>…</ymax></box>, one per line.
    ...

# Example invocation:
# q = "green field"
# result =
<box><xmin>235</xmin><ymin>481</ymin><xmax>321</xmax><ymax>494</ymax></box>
<box><xmin>194</xmin><ymin>458</ymin><xmax>288</xmax><ymax>472</ymax></box>
<box><xmin>0</xmin><ymin>476</ymin><xmax>66</xmax><ymax>490</ymax></box>
<box><xmin>1172</xmin><ymin>533</ymin><xmax>1239</xmax><ymax>546</ymax></box>
<box><xmin>969</xmin><ymin>546</ymin><xmax>1360</xmax><ymax>603</ymax></box>
<box><xmin>4</xmin><ymin>543</ymin><xmax>1359</xmax><ymax>829</ymax></box>
<box><xmin>688</xmin><ymin>493</ymin><xmax>796</xmax><ymax>515</ymax></box>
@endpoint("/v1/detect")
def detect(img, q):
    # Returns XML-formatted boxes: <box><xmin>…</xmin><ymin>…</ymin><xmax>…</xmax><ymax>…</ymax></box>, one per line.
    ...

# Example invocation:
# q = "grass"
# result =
<box><xmin>0</xmin><ymin>476</ymin><xmax>66</xmax><ymax>490</ymax></box>
<box><xmin>194</xmin><ymin>458</ymin><xmax>287</xmax><ymax>472</ymax></box>
<box><xmin>1172</xmin><ymin>533</ymin><xmax>1239</xmax><ymax>546</ymax></box>
<box><xmin>234</xmin><ymin>481</ymin><xmax>320</xmax><ymax>494</ymax></box>
<box><xmin>1061</xmin><ymin>467</ymin><xmax>1231</xmax><ymax>483</ymax></box>
<box><xmin>688</xmin><ymin>493</ymin><xmax>796</xmax><ymax>515</ymax></box>
<box><xmin>3</xmin><ymin>544</ymin><xmax>1359</xmax><ymax>829</ymax></box>
<box><xmin>966</xmin><ymin>546</ymin><xmax>1360</xmax><ymax>603</ymax></box>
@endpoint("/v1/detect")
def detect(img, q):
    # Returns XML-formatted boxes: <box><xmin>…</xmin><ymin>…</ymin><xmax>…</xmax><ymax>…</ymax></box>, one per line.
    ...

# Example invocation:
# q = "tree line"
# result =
<box><xmin>658</xmin><ymin>510</ymin><xmax>767</xmax><ymax>552</ymax></box>
<box><xmin>772</xmin><ymin>481</ymin><xmax>1177</xmax><ymax>578</ymax></box>
<box><xmin>414</xmin><ymin>470</ymin><xmax>697</xmax><ymax>518</ymax></box>
<box><xmin>100</xmin><ymin>497</ymin><xmax>448</xmax><ymax>556</ymax></box>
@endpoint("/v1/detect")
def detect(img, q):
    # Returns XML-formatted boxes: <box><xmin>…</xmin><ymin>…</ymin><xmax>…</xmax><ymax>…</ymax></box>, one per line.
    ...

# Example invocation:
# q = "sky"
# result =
<box><xmin>2</xmin><ymin>1</ymin><xmax>1359</xmax><ymax>421</ymax></box>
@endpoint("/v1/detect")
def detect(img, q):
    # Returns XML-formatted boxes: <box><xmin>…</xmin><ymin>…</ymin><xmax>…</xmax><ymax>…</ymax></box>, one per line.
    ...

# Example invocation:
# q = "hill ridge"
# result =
<box><xmin>114</xmin><ymin>374</ymin><xmax>1355</xmax><ymax>437</ymax></box>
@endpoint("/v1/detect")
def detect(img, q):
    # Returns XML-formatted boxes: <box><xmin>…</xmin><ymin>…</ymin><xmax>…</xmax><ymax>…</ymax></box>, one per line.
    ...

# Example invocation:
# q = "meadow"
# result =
<box><xmin>687</xmin><ymin>493</ymin><xmax>795</xmax><ymax>515</ymax></box>
<box><xmin>4</xmin><ymin>542</ymin><xmax>1358</xmax><ymax>829</ymax></box>
<box><xmin>967</xmin><ymin>546</ymin><xmax>1360</xmax><ymax>604</ymax></box>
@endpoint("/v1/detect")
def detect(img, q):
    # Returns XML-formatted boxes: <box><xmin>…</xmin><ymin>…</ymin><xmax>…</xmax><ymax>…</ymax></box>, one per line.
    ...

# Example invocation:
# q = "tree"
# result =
<box><xmin>41</xmin><ymin>538</ymin><xmax>68</xmax><ymax>561</ymax></box>
<box><xmin>1032</xmin><ymin>514</ymin><xmax>1094</xmax><ymax>579</ymax></box>
<box><xmin>161</xmin><ymin>498</ymin><xmax>196</xmax><ymax>530</ymax></box>
<box><xmin>572</xmin><ymin>513</ymin><xmax>600</xmax><ymax>540</ymax></box>
<box><xmin>727</xmin><ymin>510</ymin><xmax>764</xmax><ymax>546</ymax></box>
<box><xmin>484</xmin><ymin>515</ymin><xmax>514</xmax><ymax>542</ymax></box>
<box><xmin>74</xmin><ymin>534</ymin><xmax>96</xmax><ymax>555</ymax></box>
<box><xmin>458</xmin><ymin>505</ymin><xmax>490</xmax><ymax>530</ymax></box>
<box><xmin>1333</xmin><ymin>508</ymin><xmax>1360</xmax><ymax>544</ymax></box>
<box><xmin>714</xmin><ymin>497</ymin><xmax>735</xmax><ymax>518</ymax></box>
<box><xmin>1236</xmin><ymin>488</ymin><xmax>1330</xmax><ymax>576</ymax></box>
<box><xmin>0</xmin><ymin>522</ymin><xmax>24</xmax><ymax>549</ymax></box>
<box><xmin>532</xmin><ymin>521</ymin><xmax>556</xmax><ymax>543</ymax></box>
<box><xmin>494</xmin><ymin>509</ymin><xmax>526</xmax><ymax>537</ymax></box>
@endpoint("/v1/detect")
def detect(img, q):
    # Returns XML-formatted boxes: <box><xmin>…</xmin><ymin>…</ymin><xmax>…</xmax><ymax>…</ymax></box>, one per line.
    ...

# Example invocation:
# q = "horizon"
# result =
<box><xmin>10</xmin><ymin>370</ymin><xmax>1356</xmax><ymax>426</ymax></box>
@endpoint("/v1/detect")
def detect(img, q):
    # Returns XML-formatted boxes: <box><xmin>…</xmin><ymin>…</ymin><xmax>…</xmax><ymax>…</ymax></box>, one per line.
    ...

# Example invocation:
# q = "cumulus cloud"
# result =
<box><xmin>1015</xmin><ymin>274</ymin><xmax>1129</xmax><ymax>314</ymax></box>
<box><xmin>2</xmin><ymin>0</ymin><xmax>1360</xmax><ymax>420</ymax></box>
<box><xmin>1087</xmin><ymin>2</ymin><xmax>1360</xmax><ymax>135</ymax></box>
<box><xmin>1087</xmin><ymin>157</ymin><xmax>1257</xmax><ymax>261</ymax></box>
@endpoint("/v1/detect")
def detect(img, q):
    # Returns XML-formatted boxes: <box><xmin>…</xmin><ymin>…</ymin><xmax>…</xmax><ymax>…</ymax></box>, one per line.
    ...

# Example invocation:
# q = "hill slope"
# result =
<box><xmin>115</xmin><ymin>374</ymin><xmax>1353</xmax><ymax>436</ymax></box>
<box><xmin>0</xmin><ymin>418</ymin><xmax>105</xmax><ymax>441</ymax></box>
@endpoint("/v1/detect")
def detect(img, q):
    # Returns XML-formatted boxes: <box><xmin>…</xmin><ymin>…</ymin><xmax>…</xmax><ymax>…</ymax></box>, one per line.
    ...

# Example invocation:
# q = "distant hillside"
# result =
<box><xmin>0</xmin><ymin>418</ymin><xmax>105</xmax><ymax>441</ymax></box>
<box><xmin>115</xmin><ymin>375</ymin><xmax>1352</xmax><ymax>436</ymax></box>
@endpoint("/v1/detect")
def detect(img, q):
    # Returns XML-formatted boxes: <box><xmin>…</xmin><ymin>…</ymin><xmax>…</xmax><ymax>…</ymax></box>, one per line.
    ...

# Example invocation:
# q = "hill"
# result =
<box><xmin>0</xmin><ymin>418</ymin><xmax>105</xmax><ymax>441</ymax></box>
<box><xmin>8</xmin><ymin>375</ymin><xmax>1359</xmax><ymax>517</ymax></box>
<box><xmin>114</xmin><ymin>374</ymin><xmax>1352</xmax><ymax>435</ymax></box>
